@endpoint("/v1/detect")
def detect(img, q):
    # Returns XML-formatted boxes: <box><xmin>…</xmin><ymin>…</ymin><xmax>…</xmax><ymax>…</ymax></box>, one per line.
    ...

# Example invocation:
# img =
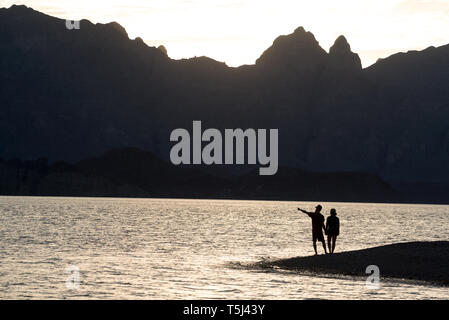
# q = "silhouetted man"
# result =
<box><xmin>298</xmin><ymin>205</ymin><xmax>327</xmax><ymax>255</ymax></box>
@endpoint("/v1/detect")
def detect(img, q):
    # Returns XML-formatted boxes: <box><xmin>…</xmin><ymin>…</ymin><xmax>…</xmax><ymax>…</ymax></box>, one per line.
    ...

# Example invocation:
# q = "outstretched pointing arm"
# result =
<box><xmin>298</xmin><ymin>208</ymin><xmax>312</xmax><ymax>216</ymax></box>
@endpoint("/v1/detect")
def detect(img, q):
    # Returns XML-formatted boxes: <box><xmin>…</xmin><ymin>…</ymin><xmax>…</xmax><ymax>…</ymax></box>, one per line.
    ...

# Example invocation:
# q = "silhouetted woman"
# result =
<box><xmin>325</xmin><ymin>209</ymin><xmax>340</xmax><ymax>253</ymax></box>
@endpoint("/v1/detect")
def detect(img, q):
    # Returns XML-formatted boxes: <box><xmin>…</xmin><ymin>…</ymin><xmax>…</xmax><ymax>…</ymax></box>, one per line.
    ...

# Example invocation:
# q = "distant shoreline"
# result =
<box><xmin>2</xmin><ymin>148</ymin><xmax>448</xmax><ymax>205</ymax></box>
<box><xmin>1</xmin><ymin>194</ymin><xmax>449</xmax><ymax>206</ymax></box>
<box><xmin>2</xmin><ymin>193</ymin><xmax>449</xmax><ymax>206</ymax></box>
<box><xmin>257</xmin><ymin>241</ymin><xmax>449</xmax><ymax>286</ymax></box>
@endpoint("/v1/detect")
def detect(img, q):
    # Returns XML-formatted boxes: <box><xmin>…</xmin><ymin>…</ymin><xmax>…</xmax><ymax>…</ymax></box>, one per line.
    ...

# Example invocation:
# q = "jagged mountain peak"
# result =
<box><xmin>2</xmin><ymin>4</ymin><xmax>47</xmax><ymax>19</ymax></box>
<box><xmin>272</xmin><ymin>26</ymin><xmax>322</xmax><ymax>48</ymax></box>
<box><xmin>97</xmin><ymin>21</ymin><xmax>129</xmax><ymax>38</ymax></box>
<box><xmin>330</xmin><ymin>35</ymin><xmax>351</xmax><ymax>54</ymax></box>
<box><xmin>292</xmin><ymin>26</ymin><xmax>318</xmax><ymax>40</ymax></box>
<box><xmin>329</xmin><ymin>35</ymin><xmax>362</xmax><ymax>71</ymax></box>
<box><xmin>256</xmin><ymin>26</ymin><xmax>327</xmax><ymax>67</ymax></box>
<box><xmin>5</xmin><ymin>4</ymin><xmax>32</xmax><ymax>11</ymax></box>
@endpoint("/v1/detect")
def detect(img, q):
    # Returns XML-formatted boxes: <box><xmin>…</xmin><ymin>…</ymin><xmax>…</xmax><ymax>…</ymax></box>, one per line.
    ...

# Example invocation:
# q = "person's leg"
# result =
<box><xmin>313</xmin><ymin>240</ymin><xmax>318</xmax><ymax>255</ymax></box>
<box><xmin>327</xmin><ymin>235</ymin><xmax>332</xmax><ymax>253</ymax></box>
<box><xmin>321</xmin><ymin>240</ymin><xmax>327</xmax><ymax>254</ymax></box>
<box><xmin>332</xmin><ymin>236</ymin><xmax>337</xmax><ymax>253</ymax></box>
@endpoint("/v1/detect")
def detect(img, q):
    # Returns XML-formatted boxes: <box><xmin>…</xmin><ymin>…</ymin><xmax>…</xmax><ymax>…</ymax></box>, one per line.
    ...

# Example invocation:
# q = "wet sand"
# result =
<box><xmin>259</xmin><ymin>241</ymin><xmax>449</xmax><ymax>286</ymax></box>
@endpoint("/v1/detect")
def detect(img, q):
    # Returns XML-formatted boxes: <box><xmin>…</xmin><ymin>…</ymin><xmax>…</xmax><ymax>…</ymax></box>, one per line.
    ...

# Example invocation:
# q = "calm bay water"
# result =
<box><xmin>0</xmin><ymin>196</ymin><xmax>448</xmax><ymax>299</ymax></box>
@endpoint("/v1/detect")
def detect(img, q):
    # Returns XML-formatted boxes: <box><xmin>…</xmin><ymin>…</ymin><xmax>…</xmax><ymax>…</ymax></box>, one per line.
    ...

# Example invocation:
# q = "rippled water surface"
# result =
<box><xmin>0</xmin><ymin>196</ymin><xmax>448</xmax><ymax>299</ymax></box>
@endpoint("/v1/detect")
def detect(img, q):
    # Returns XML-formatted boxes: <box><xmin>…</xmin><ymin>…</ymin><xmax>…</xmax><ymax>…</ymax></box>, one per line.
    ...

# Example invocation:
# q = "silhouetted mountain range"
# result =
<box><xmin>1</xmin><ymin>5</ymin><xmax>448</xmax><ymax>202</ymax></box>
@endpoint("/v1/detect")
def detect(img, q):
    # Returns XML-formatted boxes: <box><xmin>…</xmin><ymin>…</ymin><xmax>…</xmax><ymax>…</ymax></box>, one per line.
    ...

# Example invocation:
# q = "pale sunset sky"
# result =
<box><xmin>2</xmin><ymin>0</ymin><xmax>449</xmax><ymax>67</ymax></box>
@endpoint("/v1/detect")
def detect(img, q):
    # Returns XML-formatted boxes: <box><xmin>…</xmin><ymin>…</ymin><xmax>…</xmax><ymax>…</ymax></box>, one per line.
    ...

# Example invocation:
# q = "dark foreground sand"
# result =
<box><xmin>258</xmin><ymin>241</ymin><xmax>449</xmax><ymax>286</ymax></box>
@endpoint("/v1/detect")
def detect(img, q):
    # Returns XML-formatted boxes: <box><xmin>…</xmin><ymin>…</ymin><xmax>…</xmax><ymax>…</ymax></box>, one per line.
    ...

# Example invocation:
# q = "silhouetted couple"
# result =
<box><xmin>298</xmin><ymin>205</ymin><xmax>340</xmax><ymax>255</ymax></box>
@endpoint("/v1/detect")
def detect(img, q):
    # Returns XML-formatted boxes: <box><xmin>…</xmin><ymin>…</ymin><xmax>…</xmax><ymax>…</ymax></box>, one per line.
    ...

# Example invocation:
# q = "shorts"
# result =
<box><xmin>312</xmin><ymin>231</ymin><xmax>325</xmax><ymax>242</ymax></box>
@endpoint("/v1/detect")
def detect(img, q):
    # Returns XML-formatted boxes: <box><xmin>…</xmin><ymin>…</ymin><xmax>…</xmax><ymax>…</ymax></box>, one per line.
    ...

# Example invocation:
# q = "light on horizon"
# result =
<box><xmin>3</xmin><ymin>0</ymin><xmax>449</xmax><ymax>67</ymax></box>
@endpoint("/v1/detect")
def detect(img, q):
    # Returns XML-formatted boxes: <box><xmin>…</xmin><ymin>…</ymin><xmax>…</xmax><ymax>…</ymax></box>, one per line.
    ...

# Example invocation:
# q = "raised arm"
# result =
<box><xmin>298</xmin><ymin>208</ymin><xmax>312</xmax><ymax>216</ymax></box>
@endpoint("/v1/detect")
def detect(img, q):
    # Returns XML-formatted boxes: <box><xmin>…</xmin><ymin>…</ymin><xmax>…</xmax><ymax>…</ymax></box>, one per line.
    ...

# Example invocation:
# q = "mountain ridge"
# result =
<box><xmin>0</xmin><ymin>4</ymin><xmax>370</xmax><ymax>69</ymax></box>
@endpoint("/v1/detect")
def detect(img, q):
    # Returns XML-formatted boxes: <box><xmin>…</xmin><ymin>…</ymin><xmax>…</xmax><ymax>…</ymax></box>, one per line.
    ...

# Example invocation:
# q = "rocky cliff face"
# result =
<box><xmin>1</xmin><ymin>5</ymin><xmax>449</xmax><ymax>190</ymax></box>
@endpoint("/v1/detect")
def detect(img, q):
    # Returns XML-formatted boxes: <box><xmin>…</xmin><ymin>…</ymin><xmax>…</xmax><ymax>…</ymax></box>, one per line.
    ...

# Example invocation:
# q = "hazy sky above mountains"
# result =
<box><xmin>3</xmin><ymin>0</ymin><xmax>449</xmax><ymax>67</ymax></box>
